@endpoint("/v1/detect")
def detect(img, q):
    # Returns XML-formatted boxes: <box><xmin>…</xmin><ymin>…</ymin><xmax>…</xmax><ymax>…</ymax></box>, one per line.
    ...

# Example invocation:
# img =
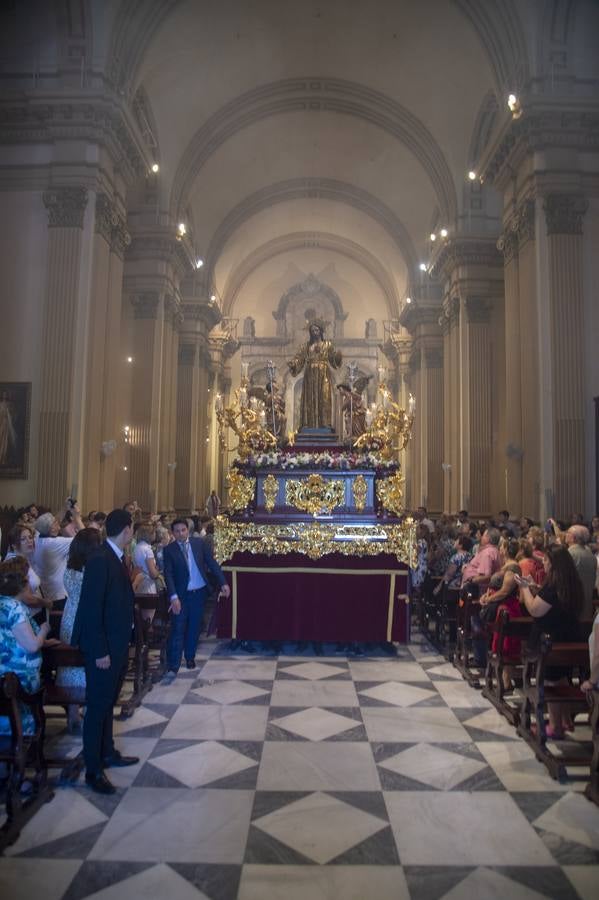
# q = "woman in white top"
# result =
<box><xmin>4</xmin><ymin>523</ymin><xmax>50</xmax><ymax>614</ymax></box>
<box><xmin>31</xmin><ymin>503</ymin><xmax>83</xmax><ymax>607</ymax></box>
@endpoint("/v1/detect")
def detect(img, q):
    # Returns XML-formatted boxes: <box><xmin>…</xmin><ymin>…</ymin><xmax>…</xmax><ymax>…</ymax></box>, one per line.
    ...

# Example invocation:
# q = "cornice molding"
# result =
<box><xmin>126</xmin><ymin>231</ymin><xmax>192</xmax><ymax>278</ymax></box>
<box><xmin>480</xmin><ymin>103</ymin><xmax>599</xmax><ymax>189</ymax></box>
<box><xmin>181</xmin><ymin>298</ymin><xmax>222</xmax><ymax>330</ymax></box>
<box><xmin>43</xmin><ymin>186</ymin><xmax>88</xmax><ymax>228</ymax></box>
<box><xmin>544</xmin><ymin>193</ymin><xmax>588</xmax><ymax>236</ymax></box>
<box><xmin>429</xmin><ymin>237</ymin><xmax>503</xmax><ymax>280</ymax></box>
<box><xmin>0</xmin><ymin>93</ymin><xmax>149</xmax><ymax>183</ymax></box>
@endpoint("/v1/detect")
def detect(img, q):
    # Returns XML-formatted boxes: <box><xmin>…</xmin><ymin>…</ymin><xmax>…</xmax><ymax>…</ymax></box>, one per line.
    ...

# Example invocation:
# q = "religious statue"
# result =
<box><xmin>248</xmin><ymin>379</ymin><xmax>286</xmax><ymax>440</ymax></box>
<box><xmin>288</xmin><ymin>320</ymin><xmax>342</xmax><ymax>429</ymax></box>
<box><xmin>336</xmin><ymin>375</ymin><xmax>371</xmax><ymax>438</ymax></box>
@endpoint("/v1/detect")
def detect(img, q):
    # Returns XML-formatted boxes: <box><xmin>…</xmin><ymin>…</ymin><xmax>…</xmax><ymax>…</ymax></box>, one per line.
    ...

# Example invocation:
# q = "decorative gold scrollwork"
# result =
<box><xmin>263</xmin><ymin>474</ymin><xmax>279</xmax><ymax>512</ymax></box>
<box><xmin>226</xmin><ymin>469</ymin><xmax>255</xmax><ymax>512</ymax></box>
<box><xmin>352</xmin><ymin>474</ymin><xmax>367</xmax><ymax>512</ymax></box>
<box><xmin>285</xmin><ymin>473</ymin><xmax>345</xmax><ymax>516</ymax></box>
<box><xmin>376</xmin><ymin>472</ymin><xmax>405</xmax><ymax>517</ymax></box>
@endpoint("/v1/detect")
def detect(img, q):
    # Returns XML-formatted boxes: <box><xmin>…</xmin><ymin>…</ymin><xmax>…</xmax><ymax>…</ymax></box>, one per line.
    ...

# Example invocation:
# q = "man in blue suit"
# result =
<box><xmin>71</xmin><ymin>508</ymin><xmax>139</xmax><ymax>794</ymax></box>
<box><xmin>163</xmin><ymin>518</ymin><xmax>230</xmax><ymax>681</ymax></box>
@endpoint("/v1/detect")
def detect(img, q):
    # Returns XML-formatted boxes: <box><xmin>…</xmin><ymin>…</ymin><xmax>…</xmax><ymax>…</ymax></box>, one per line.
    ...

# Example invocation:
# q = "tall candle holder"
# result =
<box><xmin>354</xmin><ymin>379</ymin><xmax>415</xmax><ymax>460</ymax></box>
<box><xmin>215</xmin><ymin>373</ymin><xmax>277</xmax><ymax>460</ymax></box>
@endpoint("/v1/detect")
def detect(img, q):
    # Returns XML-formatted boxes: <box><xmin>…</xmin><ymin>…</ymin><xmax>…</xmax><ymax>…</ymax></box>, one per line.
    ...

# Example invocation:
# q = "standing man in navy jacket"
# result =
<box><xmin>163</xmin><ymin>518</ymin><xmax>230</xmax><ymax>681</ymax></box>
<box><xmin>71</xmin><ymin>508</ymin><xmax>139</xmax><ymax>794</ymax></box>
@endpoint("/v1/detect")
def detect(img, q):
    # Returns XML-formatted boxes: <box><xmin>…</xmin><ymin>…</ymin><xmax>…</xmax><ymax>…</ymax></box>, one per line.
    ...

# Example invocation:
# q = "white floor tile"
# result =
<box><xmin>349</xmin><ymin>661</ymin><xmax>430</xmax><ymax>682</ymax></box>
<box><xmin>258</xmin><ymin>742</ymin><xmax>380</xmax><ymax>791</ymax></box>
<box><xmin>238</xmin><ymin>865</ymin><xmax>410</xmax><ymax>900</ymax></box>
<box><xmin>362</xmin><ymin>706</ymin><xmax>470</xmax><ymax>743</ymax></box>
<box><xmin>192</xmin><ymin>679</ymin><xmax>269</xmax><ymax>704</ymax></box>
<box><xmin>434</xmin><ymin>680</ymin><xmax>492</xmax><ymax>709</ymax></box>
<box><xmin>563</xmin><ymin>865</ymin><xmax>599</xmax><ymax>900</ymax></box>
<box><xmin>88</xmin><ymin>788</ymin><xmax>253</xmax><ymax>863</ymax></box>
<box><xmin>270</xmin><ymin>679</ymin><xmax>358</xmax><ymax>708</ymax></box>
<box><xmin>162</xmin><ymin>704</ymin><xmax>268</xmax><ymax>741</ymax></box>
<box><xmin>0</xmin><ymin>859</ymin><xmax>81</xmax><ymax>900</ymax></box>
<box><xmin>461</xmin><ymin>708</ymin><xmax>519</xmax><ymax>738</ymax></box>
<box><xmin>476</xmin><ymin>741</ymin><xmax>570</xmax><ymax>792</ymax></box>
<box><xmin>113</xmin><ymin>706</ymin><xmax>169</xmax><ymax>734</ymax></box>
<box><xmin>358</xmin><ymin>681</ymin><xmax>436</xmax><ymax>707</ymax></box>
<box><xmin>5</xmin><ymin>789</ymin><xmax>108</xmax><ymax>856</ymax></box>
<box><xmin>253</xmin><ymin>791</ymin><xmax>386</xmax><ymax>863</ymax></box>
<box><xmin>385</xmin><ymin>792</ymin><xmax>554</xmax><ymax>866</ymax></box>
<box><xmin>279</xmin><ymin>662</ymin><xmax>347</xmax><ymax>680</ymax></box>
<box><xmin>380</xmin><ymin>743</ymin><xmax>486</xmax><ymax>790</ymax></box>
<box><xmin>440</xmin><ymin>867</ymin><xmax>548</xmax><ymax>899</ymax></box>
<box><xmin>533</xmin><ymin>792</ymin><xmax>599</xmax><ymax>849</ymax></box>
<box><xmin>83</xmin><ymin>863</ymin><xmax>208</xmax><ymax>900</ymax></box>
<box><xmin>149</xmin><ymin>740</ymin><xmax>257</xmax><ymax>787</ymax></box>
<box><xmin>270</xmin><ymin>707</ymin><xmax>359</xmax><ymax>740</ymax></box>
<box><xmin>199</xmin><ymin>660</ymin><xmax>278</xmax><ymax>681</ymax></box>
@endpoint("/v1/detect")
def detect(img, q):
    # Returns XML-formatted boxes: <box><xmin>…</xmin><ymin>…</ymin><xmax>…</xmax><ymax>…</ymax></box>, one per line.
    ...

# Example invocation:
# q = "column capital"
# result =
<box><xmin>516</xmin><ymin>198</ymin><xmax>535</xmax><ymax>248</ymax></box>
<box><xmin>465</xmin><ymin>296</ymin><xmax>492</xmax><ymax>324</ymax></box>
<box><xmin>111</xmin><ymin>216</ymin><xmax>131</xmax><ymax>259</ymax></box>
<box><xmin>43</xmin><ymin>186</ymin><xmax>88</xmax><ymax>228</ymax></box>
<box><xmin>95</xmin><ymin>192</ymin><xmax>118</xmax><ymax>243</ymax></box>
<box><xmin>164</xmin><ymin>294</ymin><xmax>183</xmax><ymax>329</ymax></box>
<box><xmin>497</xmin><ymin>228</ymin><xmax>518</xmax><ymax>264</ymax></box>
<box><xmin>131</xmin><ymin>292</ymin><xmax>160</xmax><ymax>320</ymax></box>
<box><xmin>181</xmin><ymin>296</ymin><xmax>222</xmax><ymax>331</ymax></box>
<box><xmin>429</xmin><ymin>236</ymin><xmax>502</xmax><ymax>281</ymax></box>
<box><xmin>544</xmin><ymin>194</ymin><xmax>588</xmax><ymax>236</ymax></box>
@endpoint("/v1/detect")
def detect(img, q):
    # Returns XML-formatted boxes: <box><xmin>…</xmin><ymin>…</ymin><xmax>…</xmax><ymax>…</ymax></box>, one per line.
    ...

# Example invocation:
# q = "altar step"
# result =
<box><xmin>294</xmin><ymin>427</ymin><xmax>339</xmax><ymax>446</ymax></box>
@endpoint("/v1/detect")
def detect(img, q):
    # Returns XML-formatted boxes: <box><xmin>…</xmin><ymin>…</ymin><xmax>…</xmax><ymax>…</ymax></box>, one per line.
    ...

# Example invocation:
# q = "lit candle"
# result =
<box><xmin>365</xmin><ymin>409</ymin><xmax>373</xmax><ymax>428</ymax></box>
<box><xmin>215</xmin><ymin>393</ymin><xmax>223</xmax><ymax>412</ymax></box>
<box><xmin>408</xmin><ymin>393</ymin><xmax>416</xmax><ymax>415</ymax></box>
<box><xmin>239</xmin><ymin>387</ymin><xmax>247</xmax><ymax>407</ymax></box>
<box><xmin>382</xmin><ymin>390</ymin><xmax>389</xmax><ymax>410</ymax></box>
<box><xmin>249</xmin><ymin>396</ymin><xmax>258</xmax><ymax>410</ymax></box>
<box><xmin>241</xmin><ymin>362</ymin><xmax>249</xmax><ymax>379</ymax></box>
<box><xmin>259</xmin><ymin>409</ymin><xmax>266</xmax><ymax>427</ymax></box>
<box><xmin>377</xmin><ymin>364</ymin><xmax>386</xmax><ymax>382</ymax></box>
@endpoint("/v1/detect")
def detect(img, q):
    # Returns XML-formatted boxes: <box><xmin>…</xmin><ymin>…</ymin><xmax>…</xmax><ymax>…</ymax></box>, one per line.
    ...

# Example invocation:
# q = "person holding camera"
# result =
<box><xmin>31</xmin><ymin>498</ymin><xmax>83</xmax><ymax>609</ymax></box>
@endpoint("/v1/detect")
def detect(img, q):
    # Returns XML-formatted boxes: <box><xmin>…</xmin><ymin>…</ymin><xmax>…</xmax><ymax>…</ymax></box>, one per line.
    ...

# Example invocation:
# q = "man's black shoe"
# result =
<box><xmin>85</xmin><ymin>772</ymin><xmax>116</xmax><ymax>794</ymax></box>
<box><xmin>102</xmin><ymin>752</ymin><xmax>140</xmax><ymax>768</ymax></box>
<box><xmin>186</xmin><ymin>659</ymin><xmax>197</xmax><ymax>669</ymax></box>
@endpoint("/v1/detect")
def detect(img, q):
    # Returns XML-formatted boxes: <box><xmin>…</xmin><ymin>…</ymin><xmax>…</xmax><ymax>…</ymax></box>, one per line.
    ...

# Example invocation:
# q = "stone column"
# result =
<box><xmin>408</xmin><ymin>349</ymin><xmax>422</xmax><ymax>509</ymax></box>
<box><xmin>422</xmin><ymin>344</ymin><xmax>444</xmax><ymax>513</ymax></box>
<box><xmin>128</xmin><ymin>292</ymin><xmax>163</xmax><ymax>512</ymax></box>
<box><xmin>37</xmin><ymin>187</ymin><xmax>88</xmax><ymax>510</ymax></box>
<box><xmin>499</xmin><ymin>225</ymin><xmax>523</xmax><ymax>515</ymax></box>
<box><xmin>175</xmin><ymin>342</ymin><xmax>197</xmax><ymax>511</ymax></box>
<box><xmin>544</xmin><ymin>194</ymin><xmax>588</xmax><ymax>518</ymax></box>
<box><xmin>463</xmin><ymin>297</ymin><xmax>493</xmax><ymax>517</ymax></box>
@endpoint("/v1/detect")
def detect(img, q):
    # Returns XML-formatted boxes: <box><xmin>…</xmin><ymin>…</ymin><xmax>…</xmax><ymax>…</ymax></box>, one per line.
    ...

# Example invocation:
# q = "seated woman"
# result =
<box><xmin>4</xmin><ymin>523</ymin><xmax>51</xmax><ymax>616</ymax></box>
<box><xmin>517</xmin><ymin>544</ymin><xmax>583</xmax><ymax>738</ymax></box>
<box><xmin>479</xmin><ymin>538</ymin><xmax>523</xmax><ymax>688</ymax></box>
<box><xmin>133</xmin><ymin>523</ymin><xmax>161</xmax><ymax>621</ymax></box>
<box><xmin>518</xmin><ymin>537</ymin><xmax>545</xmax><ymax>586</ymax></box>
<box><xmin>0</xmin><ymin>559</ymin><xmax>52</xmax><ymax>735</ymax></box>
<box><xmin>56</xmin><ymin>527</ymin><xmax>102</xmax><ymax>691</ymax></box>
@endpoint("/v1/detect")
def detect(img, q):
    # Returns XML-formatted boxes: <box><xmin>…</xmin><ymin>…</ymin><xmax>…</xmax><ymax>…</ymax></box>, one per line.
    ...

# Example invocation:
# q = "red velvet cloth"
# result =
<box><xmin>216</xmin><ymin>552</ymin><xmax>410</xmax><ymax>642</ymax></box>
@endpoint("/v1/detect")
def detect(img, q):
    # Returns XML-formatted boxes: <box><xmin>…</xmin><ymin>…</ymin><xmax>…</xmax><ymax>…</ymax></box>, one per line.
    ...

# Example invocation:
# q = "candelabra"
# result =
<box><xmin>353</xmin><ymin>366</ymin><xmax>415</xmax><ymax>460</ymax></box>
<box><xmin>215</xmin><ymin>369</ymin><xmax>277</xmax><ymax>460</ymax></box>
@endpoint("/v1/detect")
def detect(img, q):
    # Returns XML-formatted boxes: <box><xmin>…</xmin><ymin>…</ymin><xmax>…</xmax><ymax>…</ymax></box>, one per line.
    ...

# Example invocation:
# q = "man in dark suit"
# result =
<box><xmin>71</xmin><ymin>508</ymin><xmax>139</xmax><ymax>794</ymax></box>
<box><xmin>163</xmin><ymin>517</ymin><xmax>230</xmax><ymax>681</ymax></box>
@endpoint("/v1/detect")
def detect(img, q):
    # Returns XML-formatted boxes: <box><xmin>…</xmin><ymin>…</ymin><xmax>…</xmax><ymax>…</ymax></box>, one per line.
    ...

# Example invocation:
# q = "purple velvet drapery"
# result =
<box><xmin>216</xmin><ymin>552</ymin><xmax>410</xmax><ymax>642</ymax></box>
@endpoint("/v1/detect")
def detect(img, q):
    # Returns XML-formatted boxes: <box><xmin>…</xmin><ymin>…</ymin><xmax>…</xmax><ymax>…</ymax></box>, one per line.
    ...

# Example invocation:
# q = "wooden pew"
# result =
<box><xmin>453</xmin><ymin>589</ymin><xmax>486</xmax><ymax>687</ymax></box>
<box><xmin>0</xmin><ymin>672</ymin><xmax>53</xmax><ymax>850</ymax></box>
<box><xmin>119</xmin><ymin>601</ymin><xmax>154</xmax><ymax>717</ymax></box>
<box><xmin>517</xmin><ymin>635</ymin><xmax>591</xmax><ymax>781</ymax></box>
<box><xmin>42</xmin><ymin>643</ymin><xmax>86</xmax><ymax>782</ymax></box>
<box><xmin>586</xmin><ymin>688</ymin><xmax>599</xmax><ymax>807</ymax></box>
<box><xmin>135</xmin><ymin>591</ymin><xmax>170</xmax><ymax>684</ymax></box>
<box><xmin>481</xmin><ymin>611</ymin><xmax>533</xmax><ymax>724</ymax></box>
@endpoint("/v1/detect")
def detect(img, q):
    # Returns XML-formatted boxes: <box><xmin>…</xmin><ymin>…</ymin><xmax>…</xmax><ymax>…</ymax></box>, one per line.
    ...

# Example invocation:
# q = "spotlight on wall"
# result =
<box><xmin>405</xmin><ymin>296</ymin><xmax>412</xmax><ymax>304</ymax></box>
<box><xmin>419</xmin><ymin>262</ymin><xmax>428</xmax><ymax>272</ymax></box>
<box><xmin>151</xmin><ymin>163</ymin><xmax>159</xmax><ymax>174</ymax></box>
<box><xmin>126</xmin><ymin>356</ymin><xmax>133</xmax><ymax>363</ymax></box>
<box><xmin>122</xmin><ymin>465</ymin><xmax>128</xmax><ymax>471</ymax></box>
<box><xmin>468</xmin><ymin>170</ymin><xmax>477</xmax><ymax>181</ymax></box>
<box><xmin>440</xmin><ymin>228</ymin><xmax>448</xmax><ymax>238</ymax></box>
<box><xmin>507</xmin><ymin>93</ymin><xmax>522</xmax><ymax>118</ymax></box>
<box><xmin>430</xmin><ymin>232</ymin><xmax>436</xmax><ymax>242</ymax></box>
<box><xmin>210</xmin><ymin>294</ymin><xmax>217</xmax><ymax>302</ymax></box>
<box><xmin>177</xmin><ymin>222</ymin><xmax>187</xmax><ymax>236</ymax></box>
<box><xmin>196</xmin><ymin>258</ymin><xmax>204</xmax><ymax>268</ymax></box>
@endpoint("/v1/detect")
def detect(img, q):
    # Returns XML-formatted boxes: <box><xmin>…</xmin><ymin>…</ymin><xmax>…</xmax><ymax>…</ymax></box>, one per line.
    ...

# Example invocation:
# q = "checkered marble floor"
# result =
<box><xmin>2</xmin><ymin>634</ymin><xmax>599</xmax><ymax>900</ymax></box>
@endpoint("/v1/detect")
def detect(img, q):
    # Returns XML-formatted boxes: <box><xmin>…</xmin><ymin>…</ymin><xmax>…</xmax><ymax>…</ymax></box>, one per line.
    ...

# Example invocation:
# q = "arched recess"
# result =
<box><xmin>171</xmin><ymin>78</ymin><xmax>458</xmax><ymax>225</ymax></box>
<box><xmin>221</xmin><ymin>231</ymin><xmax>400</xmax><ymax>320</ymax></box>
<box><xmin>104</xmin><ymin>0</ymin><xmax>179</xmax><ymax>96</ymax></box>
<box><xmin>274</xmin><ymin>274</ymin><xmax>348</xmax><ymax>338</ymax></box>
<box><xmin>452</xmin><ymin>0</ymin><xmax>529</xmax><ymax>94</ymax></box>
<box><xmin>203</xmin><ymin>178</ymin><xmax>418</xmax><ymax>289</ymax></box>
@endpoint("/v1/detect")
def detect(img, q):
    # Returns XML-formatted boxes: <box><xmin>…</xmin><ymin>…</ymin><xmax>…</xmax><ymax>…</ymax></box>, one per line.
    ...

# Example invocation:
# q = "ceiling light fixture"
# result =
<box><xmin>151</xmin><ymin>163</ymin><xmax>159</xmax><ymax>174</ymax></box>
<box><xmin>405</xmin><ymin>296</ymin><xmax>412</xmax><ymax>304</ymax></box>
<box><xmin>430</xmin><ymin>233</ymin><xmax>436</xmax><ymax>242</ymax></box>
<box><xmin>210</xmin><ymin>294</ymin><xmax>217</xmax><ymax>301</ymax></box>
<box><xmin>419</xmin><ymin>262</ymin><xmax>428</xmax><ymax>272</ymax></box>
<box><xmin>177</xmin><ymin>222</ymin><xmax>186</xmax><ymax>236</ymax></box>
<box><xmin>196</xmin><ymin>258</ymin><xmax>204</xmax><ymax>268</ymax></box>
<box><xmin>440</xmin><ymin>228</ymin><xmax>448</xmax><ymax>238</ymax></box>
<box><xmin>468</xmin><ymin>170</ymin><xmax>477</xmax><ymax>181</ymax></box>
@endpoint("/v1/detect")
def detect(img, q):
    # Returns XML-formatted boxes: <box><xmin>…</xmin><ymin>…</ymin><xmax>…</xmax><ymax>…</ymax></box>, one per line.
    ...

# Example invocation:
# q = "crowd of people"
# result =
<box><xmin>410</xmin><ymin>505</ymin><xmax>599</xmax><ymax>736</ymax></box>
<box><xmin>0</xmin><ymin>493</ymin><xmax>228</xmax><ymax>794</ymax></box>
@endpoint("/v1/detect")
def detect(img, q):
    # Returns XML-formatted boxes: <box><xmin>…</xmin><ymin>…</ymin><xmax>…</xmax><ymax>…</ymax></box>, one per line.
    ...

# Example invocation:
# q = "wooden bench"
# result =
<box><xmin>453</xmin><ymin>589</ymin><xmax>486</xmax><ymax>688</ymax></box>
<box><xmin>482</xmin><ymin>611</ymin><xmax>533</xmax><ymax>725</ymax></box>
<box><xmin>42</xmin><ymin>644</ymin><xmax>87</xmax><ymax>783</ymax></box>
<box><xmin>135</xmin><ymin>591</ymin><xmax>170</xmax><ymax>684</ymax></box>
<box><xmin>517</xmin><ymin>635</ymin><xmax>591</xmax><ymax>781</ymax></box>
<box><xmin>0</xmin><ymin>672</ymin><xmax>53</xmax><ymax>850</ymax></box>
<box><xmin>119</xmin><ymin>601</ymin><xmax>155</xmax><ymax>717</ymax></box>
<box><xmin>586</xmin><ymin>688</ymin><xmax>599</xmax><ymax>807</ymax></box>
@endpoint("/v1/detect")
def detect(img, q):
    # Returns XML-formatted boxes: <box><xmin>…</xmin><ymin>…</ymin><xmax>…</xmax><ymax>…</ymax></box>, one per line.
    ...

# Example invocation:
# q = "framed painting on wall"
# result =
<box><xmin>0</xmin><ymin>382</ymin><xmax>31</xmax><ymax>479</ymax></box>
